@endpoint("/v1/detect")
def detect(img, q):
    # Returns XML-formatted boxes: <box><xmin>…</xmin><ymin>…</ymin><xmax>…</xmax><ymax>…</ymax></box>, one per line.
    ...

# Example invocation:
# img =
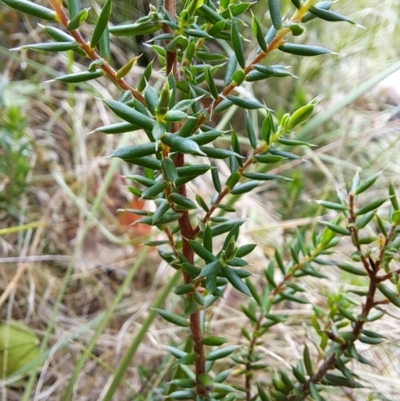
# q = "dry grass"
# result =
<box><xmin>1</xmin><ymin>0</ymin><xmax>400</xmax><ymax>400</ymax></box>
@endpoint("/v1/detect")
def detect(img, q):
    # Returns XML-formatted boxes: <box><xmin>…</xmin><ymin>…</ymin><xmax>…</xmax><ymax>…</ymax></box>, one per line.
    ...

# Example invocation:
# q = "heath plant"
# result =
<box><xmin>2</xmin><ymin>0</ymin><xmax>400</xmax><ymax>400</ymax></box>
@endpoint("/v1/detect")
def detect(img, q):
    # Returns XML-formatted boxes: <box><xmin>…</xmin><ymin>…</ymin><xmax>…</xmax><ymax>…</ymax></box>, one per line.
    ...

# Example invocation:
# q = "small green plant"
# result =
<box><xmin>2</xmin><ymin>0</ymin><xmax>400</xmax><ymax>400</ymax></box>
<box><xmin>0</xmin><ymin>105</ymin><xmax>31</xmax><ymax>214</ymax></box>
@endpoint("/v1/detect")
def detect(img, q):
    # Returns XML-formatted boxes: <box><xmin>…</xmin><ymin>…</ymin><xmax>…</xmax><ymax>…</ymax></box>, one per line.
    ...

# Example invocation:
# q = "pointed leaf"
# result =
<box><xmin>90</xmin><ymin>0</ymin><xmax>112</xmax><ymax>48</ymax></box>
<box><xmin>231</xmin><ymin>18</ymin><xmax>246</xmax><ymax>68</ymax></box>
<box><xmin>104</xmin><ymin>100</ymin><xmax>155</xmax><ymax>130</ymax></box>
<box><xmin>223</xmin><ymin>266</ymin><xmax>251</xmax><ymax>296</ymax></box>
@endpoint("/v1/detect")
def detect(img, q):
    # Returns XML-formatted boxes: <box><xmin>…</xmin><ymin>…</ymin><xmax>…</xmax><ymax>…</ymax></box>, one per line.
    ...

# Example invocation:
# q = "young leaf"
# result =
<box><xmin>354</xmin><ymin>172</ymin><xmax>381</xmax><ymax>195</ymax></box>
<box><xmin>66</xmin><ymin>8</ymin><xmax>90</xmax><ymax>30</ymax></box>
<box><xmin>115</xmin><ymin>56</ymin><xmax>140</xmax><ymax>79</ymax></box>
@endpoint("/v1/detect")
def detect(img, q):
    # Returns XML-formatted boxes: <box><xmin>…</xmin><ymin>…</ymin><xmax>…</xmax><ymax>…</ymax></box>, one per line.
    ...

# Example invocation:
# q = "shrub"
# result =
<box><xmin>2</xmin><ymin>0</ymin><xmax>400</xmax><ymax>400</ymax></box>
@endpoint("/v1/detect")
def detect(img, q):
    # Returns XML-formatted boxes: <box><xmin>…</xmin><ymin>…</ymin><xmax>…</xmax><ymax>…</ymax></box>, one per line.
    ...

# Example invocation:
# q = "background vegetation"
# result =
<box><xmin>1</xmin><ymin>0</ymin><xmax>400</xmax><ymax>400</ymax></box>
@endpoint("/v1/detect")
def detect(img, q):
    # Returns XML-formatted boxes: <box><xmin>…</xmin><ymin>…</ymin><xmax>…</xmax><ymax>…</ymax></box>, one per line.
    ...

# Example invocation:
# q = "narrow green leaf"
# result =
<box><xmin>162</xmin><ymin>134</ymin><xmax>206</xmax><ymax>156</ymax></box>
<box><xmin>67</xmin><ymin>0</ymin><xmax>80</xmax><ymax>18</ymax></box>
<box><xmin>111</xmin><ymin>143</ymin><xmax>156</xmax><ymax>160</ymax></box>
<box><xmin>309</xmin><ymin>6</ymin><xmax>356</xmax><ymax>25</ymax></box>
<box><xmin>246</xmin><ymin>113</ymin><xmax>258</xmax><ymax>149</ymax></box>
<box><xmin>242</xmin><ymin>173</ymin><xmax>284</xmax><ymax>181</ymax></box>
<box><xmin>176</xmin><ymin>164</ymin><xmax>211</xmax><ymax>177</ymax></box>
<box><xmin>201</xmin><ymin>336</ymin><xmax>228</xmax><ymax>346</ymax></box>
<box><xmin>230</xmin><ymin>181</ymin><xmax>259</xmax><ymax>195</ymax></box>
<box><xmin>41</xmin><ymin>25</ymin><xmax>84</xmax><ymax>57</ymax></box>
<box><xmin>199</xmin><ymin>260</ymin><xmax>223</xmax><ymax>278</ymax></box>
<box><xmin>315</xmin><ymin>200</ymin><xmax>347</xmax><ymax>211</ymax></box>
<box><xmin>90</xmin><ymin>0</ymin><xmax>112</xmax><ymax>48</ymax></box>
<box><xmin>169</xmin><ymin>193</ymin><xmax>197</xmax><ymax>210</ymax></box>
<box><xmin>268</xmin><ymin>0</ymin><xmax>282</xmax><ymax>30</ymax></box>
<box><xmin>303</xmin><ymin>345</ymin><xmax>313</xmax><ymax>375</ymax></box>
<box><xmin>320</xmin><ymin>221</ymin><xmax>350</xmax><ymax>236</ymax></box>
<box><xmin>253</xmin><ymin>154</ymin><xmax>283</xmax><ymax>163</ymax></box>
<box><xmin>377</xmin><ymin>284</ymin><xmax>400</xmax><ymax>308</ymax></box>
<box><xmin>206</xmin><ymin>346</ymin><xmax>237</xmax><ymax>361</ymax></box>
<box><xmin>301</xmin><ymin>1</ymin><xmax>333</xmax><ymax>23</ymax></box>
<box><xmin>154</xmin><ymin>309</ymin><xmax>189</xmax><ymax>327</ymax></box>
<box><xmin>354</xmin><ymin>172</ymin><xmax>381</xmax><ymax>195</ymax></box>
<box><xmin>324</xmin><ymin>374</ymin><xmax>364</xmax><ymax>388</ymax></box>
<box><xmin>355</xmin><ymin>198</ymin><xmax>387</xmax><ymax>215</ymax></box>
<box><xmin>279</xmin><ymin>43</ymin><xmax>332</xmax><ymax>56</ymax></box>
<box><xmin>236</xmin><ymin>244</ymin><xmax>257</xmax><ymax>258</ymax></box>
<box><xmin>104</xmin><ymin>100</ymin><xmax>155</xmax><ymax>130</ymax></box>
<box><xmin>95</xmin><ymin>122</ymin><xmax>139</xmax><ymax>134</ymax></box>
<box><xmin>141</xmin><ymin>181</ymin><xmax>168</xmax><ymax>199</ymax></box>
<box><xmin>115</xmin><ymin>57</ymin><xmax>140</xmax><ymax>79</ymax></box>
<box><xmin>200</xmin><ymin>146</ymin><xmax>244</xmax><ymax>159</ymax></box>
<box><xmin>231</xmin><ymin>18</ymin><xmax>246</xmax><ymax>68</ymax></box>
<box><xmin>224</xmin><ymin>53</ymin><xmax>237</xmax><ymax>86</ymax></box>
<box><xmin>66</xmin><ymin>8</ymin><xmax>89</xmax><ymax>30</ymax></box>
<box><xmin>226</xmin><ymin>95</ymin><xmax>265</xmax><ymax>110</ymax></box>
<box><xmin>169</xmin><ymin>390</ymin><xmax>196</xmax><ymax>399</ymax></box>
<box><xmin>223</xmin><ymin>266</ymin><xmax>251</xmax><ymax>296</ymax></box>
<box><xmin>188</xmin><ymin>240</ymin><xmax>216</xmax><ymax>263</ymax></box>
<box><xmin>309</xmin><ymin>382</ymin><xmax>322</xmax><ymax>400</ymax></box>
<box><xmin>205</xmin><ymin>67</ymin><xmax>219</xmax><ymax>99</ymax></box>
<box><xmin>211</xmin><ymin>219</ymin><xmax>245</xmax><ymax>237</ymax></box>
<box><xmin>161</xmin><ymin>158</ymin><xmax>178</xmax><ymax>184</ymax></box>
<box><xmin>279</xmin><ymin>292</ymin><xmax>308</xmax><ymax>304</ymax></box>
<box><xmin>191</xmin><ymin>130</ymin><xmax>223</xmax><ymax>146</ymax></box>
<box><xmin>123</xmin><ymin>156</ymin><xmax>161</xmax><ymax>170</ymax></box>
<box><xmin>389</xmin><ymin>182</ymin><xmax>399</xmax><ymax>211</ymax></box>
<box><xmin>53</xmin><ymin>70</ymin><xmax>104</xmax><ymax>83</ymax></box>
<box><xmin>291</xmin><ymin>0</ymin><xmax>302</xmax><ymax>9</ymax></box>
<box><xmin>251</xmin><ymin>14</ymin><xmax>267</xmax><ymax>52</ymax></box>
<box><xmin>257</xmin><ymin>383</ymin><xmax>271</xmax><ymax>401</ymax></box>
<box><xmin>13</xmin><ymin>42</ymin><xmax>79</xmax><ymax>52</ymax></box>
<box><xmin>253</xmin><ymin>65</ymin><xmax>294</xmax><ymax>79</ymax></box>
<box><xmin>287</xmin><ymin>104</ymin><xmax>314</xmax><ymax>129</ymax></box>
<box><xmin>336</xmin><ymin>262</ymin><xmax>367</xmax><ymax>276</ymax></box>
<box><xmin>358</xmin><ymin>335</ymin><xmax>384</xmax><ymax>345</ymax></box>
<box><xmin>109</xmin><ymin>21</ymin><xmax>160</xmax><ymax>36</ymax></box>
<box><xmin>152</xmin><ymin>200</ymin><xmax>171</xmax><ymax>224</ymax></box>
<box><xmin>1</xmin><ymin>0</ymin><xmax>56</xmax><ymax>20</ymax></box>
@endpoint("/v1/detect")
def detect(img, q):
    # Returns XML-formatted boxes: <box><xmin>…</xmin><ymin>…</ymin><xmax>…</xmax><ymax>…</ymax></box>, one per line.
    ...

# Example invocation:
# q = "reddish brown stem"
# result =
<box><xmin>48</xmin><ymin>0</ymin><xmax>145</xmax><ymax>105</ymax></box>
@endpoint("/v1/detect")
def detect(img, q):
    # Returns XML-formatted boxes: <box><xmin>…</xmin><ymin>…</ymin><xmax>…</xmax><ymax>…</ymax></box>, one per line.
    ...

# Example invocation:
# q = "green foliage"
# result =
<box><xmin>2</xmin><ymin>0</ymin><xmax>398</xmax><ymax>399</ymax></box>
<box><xmin>0</xmin><ymin>105</ymin><xmax>31</xmax><ymax>212</ymax></box>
